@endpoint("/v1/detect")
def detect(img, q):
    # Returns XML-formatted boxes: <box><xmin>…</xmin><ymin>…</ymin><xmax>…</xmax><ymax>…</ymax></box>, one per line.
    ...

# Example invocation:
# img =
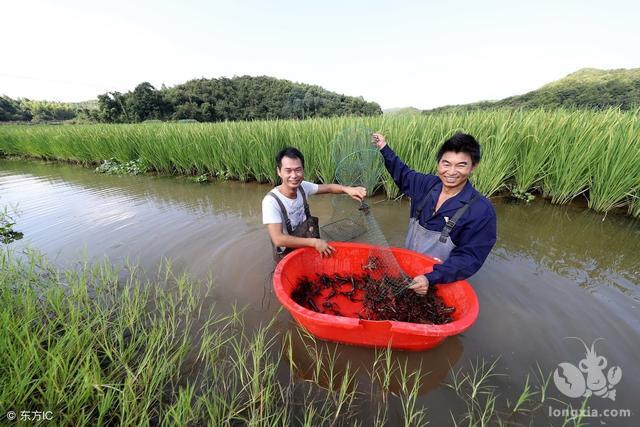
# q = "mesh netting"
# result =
<box><xmin>321</xmin><ymin>127</ymin><xmax>413</xmax><ymax>295</ymax></box>
<box><xmin>321</xmin><ymin>195</ymin><xmax>367</xmax><ymax>242</ymax></box>
<box><xmin>281</xmin><ymin>127</ymin><xmax>455</xmax><ymax>324</ymax></box>
<box><xmin>333</xmin><ymin>127</ymin><xmax>385</xmax><ymax>194</ymax></box>
<box><xmin>321</xmin><ymin>127</ymin><xmax>382</xmax><ymax>242</ymax></box>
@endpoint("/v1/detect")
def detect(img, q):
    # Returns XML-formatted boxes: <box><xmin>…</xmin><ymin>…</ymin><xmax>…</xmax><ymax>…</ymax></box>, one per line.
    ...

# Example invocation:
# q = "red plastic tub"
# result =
<box><xmin>273</xmin><ymin>242</ymin><xmax>479</xmax><ymax>351</ymax></box>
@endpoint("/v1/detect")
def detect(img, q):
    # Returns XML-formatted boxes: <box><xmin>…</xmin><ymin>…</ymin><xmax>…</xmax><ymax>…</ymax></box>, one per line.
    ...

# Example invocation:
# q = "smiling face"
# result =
<box><xmin>437</xmin><ymin>151</ymin><xmax>477</xmax><ymax>192</ymax></box>
<box><xmin>277</xmin><ymin>156</ymin><xmax>304</xmax><ymax>192</ymax></box>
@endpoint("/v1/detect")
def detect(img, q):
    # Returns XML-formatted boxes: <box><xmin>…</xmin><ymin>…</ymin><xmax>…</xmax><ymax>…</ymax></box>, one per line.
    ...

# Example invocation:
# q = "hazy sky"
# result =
<box><xmin>3</xmin><ymin>0</ymin><xmax>639</xmax><ymax>109</ymax></box>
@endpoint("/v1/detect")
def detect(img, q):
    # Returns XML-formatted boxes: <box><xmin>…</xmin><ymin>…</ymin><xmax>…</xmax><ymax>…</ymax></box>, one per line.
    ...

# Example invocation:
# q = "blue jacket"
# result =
<box><xmin>381</xmin><ymin>145</ymin><xmax>497</xmax><ymax>285</ymax></box>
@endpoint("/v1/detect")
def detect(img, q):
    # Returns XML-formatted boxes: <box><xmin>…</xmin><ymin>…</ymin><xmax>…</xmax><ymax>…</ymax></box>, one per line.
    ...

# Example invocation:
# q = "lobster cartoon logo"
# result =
<box><xmin>553</xmin><ymin>338</ymin><xmax>622</xmax><ymax>401</ymax></box>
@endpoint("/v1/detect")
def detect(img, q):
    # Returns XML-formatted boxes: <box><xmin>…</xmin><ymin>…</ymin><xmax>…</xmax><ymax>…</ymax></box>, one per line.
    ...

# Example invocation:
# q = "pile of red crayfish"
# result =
<box><xmin>291</xmin><ymin>272</ymin><xmax>454</xmax><ymax>324</ymax></box>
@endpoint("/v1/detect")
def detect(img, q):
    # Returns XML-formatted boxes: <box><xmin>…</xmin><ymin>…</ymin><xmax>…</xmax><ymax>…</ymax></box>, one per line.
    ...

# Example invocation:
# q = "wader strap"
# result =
<box><xmin>298</xmin><ymin>186</ymin><xmax>312</xmax><ymax>219</ymax></box>
<box><xmin>439</xmin><ymin>193</ymin><xmax>481</xmax><ymax>243</ymax></box>
<box><xmin>268</xmin><ymin>192</ymin><xmax>294</xmax><ymax>234</ymax></box>
<box><xmin>414</xmin><ymin>181</ymin><xmax>440</xmax><ymax>219</ymax></box>
<box><xmin>268</xmin><ymin>187</ymin><xmax>313</xmax><ymax>235</ymax></box>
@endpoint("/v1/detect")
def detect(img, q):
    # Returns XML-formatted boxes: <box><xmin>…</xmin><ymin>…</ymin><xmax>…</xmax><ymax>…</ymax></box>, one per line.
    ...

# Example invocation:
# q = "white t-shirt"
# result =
<box><xmin>262</xmin><ymin>181</ymin><xmax>319</xmax><ymax>233</ymax></box>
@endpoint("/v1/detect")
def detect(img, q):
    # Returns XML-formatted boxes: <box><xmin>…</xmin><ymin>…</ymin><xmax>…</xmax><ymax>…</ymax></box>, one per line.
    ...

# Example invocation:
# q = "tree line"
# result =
<box><xmin>1</xmin><ymin>76</ymin><xmax>382</xmax><ymax>123</ymax></box>
<box><xmin>0</xmin><ymin>97</ymin><xmax>77</xmax><ymax>122</ymax></box>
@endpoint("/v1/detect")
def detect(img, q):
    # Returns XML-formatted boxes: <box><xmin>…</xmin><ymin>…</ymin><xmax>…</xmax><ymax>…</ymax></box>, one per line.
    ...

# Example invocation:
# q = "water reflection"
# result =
<box><xmin>286</xmin><ymin>329</ymin><xmax>463</xmax><ymax>395</ymax></box>
<box><xmin>494</xmin><ymin>200</ymin><xmax>640</xmax><ymax>295</ymax></box>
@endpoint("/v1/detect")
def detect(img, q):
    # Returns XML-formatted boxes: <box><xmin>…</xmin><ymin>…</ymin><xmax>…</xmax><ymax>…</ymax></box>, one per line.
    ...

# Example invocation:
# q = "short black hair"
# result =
<box><xmin>276</xmin><ymin>147</ymin><xmax>305</xmax><ymax>169</ymax></box>
<box><xmin>436</xmin><ymin>133</ymin><xmax>481</xmax><ymax>165</ymax></box>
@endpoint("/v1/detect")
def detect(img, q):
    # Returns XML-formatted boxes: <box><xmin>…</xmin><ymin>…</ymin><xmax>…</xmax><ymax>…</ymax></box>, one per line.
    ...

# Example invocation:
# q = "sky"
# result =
<box><xmin>2</xmin><ymin>0</ymin><xmax>639</xmax><ymax>110</ymax></box>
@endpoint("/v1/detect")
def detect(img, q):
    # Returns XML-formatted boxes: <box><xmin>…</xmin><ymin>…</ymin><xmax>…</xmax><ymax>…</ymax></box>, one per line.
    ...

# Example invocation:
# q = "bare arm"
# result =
<box><xmin>316</xmin><ymin>183</ymin><xmax>366</xmax><ymax>201</ymax></box>
<box><xmin>266</xmin><ymin>223</ymin><xmax>335</xmax><ymax>257</ymax></box>
<box><xmin>372</xmin><ymin>132</ymin><xmax>430</xmax><ymax>200</ymax></box>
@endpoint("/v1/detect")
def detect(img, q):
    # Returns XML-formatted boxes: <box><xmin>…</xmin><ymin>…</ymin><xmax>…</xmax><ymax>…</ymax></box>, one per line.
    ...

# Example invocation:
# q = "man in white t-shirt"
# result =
<box><xmin>262</xmin><ymin>147</ymin><xmax>366</xmax><ymax>260</ymax></box>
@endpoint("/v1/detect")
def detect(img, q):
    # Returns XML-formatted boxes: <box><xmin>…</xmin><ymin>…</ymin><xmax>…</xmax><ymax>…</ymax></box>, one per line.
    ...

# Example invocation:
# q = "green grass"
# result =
<box><xmin>630</xmin><ymin>192</ymin><xmax>640</xmax><ymax>217</ymax></box>
<box><xmin>587</xmin><ymin>112</ymin><xmax>640</xmax><ymax>212</ymax></box>
<box><xmin>446</xmin><ymin>358</ymin><xmax>589</xmax><ymax>427</ymax></box>
<box><xmin>1</xmin><ymin>109</ymin><xmax>639</xmax><ymax>218</ymax></box>
<box><xmin>1</xmin><ymin>249</ymin><xmax>591</xmax><ymax>425</ymax></box>
<box><xmin>510</xmin><ymin>110</ymin><xmax>556</xmax><ymax>194</ymax></box>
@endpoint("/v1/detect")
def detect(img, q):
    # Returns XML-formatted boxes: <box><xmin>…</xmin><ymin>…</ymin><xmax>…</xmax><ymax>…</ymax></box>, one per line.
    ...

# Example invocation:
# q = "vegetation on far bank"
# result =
<box><xmin>1</xmin><ymin>109</ymin><xmax>639</xmax><ymax>218</ymax></box>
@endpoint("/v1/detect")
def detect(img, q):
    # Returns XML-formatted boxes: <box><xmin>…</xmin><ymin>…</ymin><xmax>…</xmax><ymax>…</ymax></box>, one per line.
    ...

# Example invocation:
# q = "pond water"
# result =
<box><xmin>1</xmin><ymin>159</ymin><xmax>638</xmax><ymax>425</ymax></box>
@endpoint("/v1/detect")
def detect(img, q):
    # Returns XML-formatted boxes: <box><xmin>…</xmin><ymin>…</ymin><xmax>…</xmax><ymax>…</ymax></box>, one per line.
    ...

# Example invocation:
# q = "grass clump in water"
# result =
<box><xmin>95</xmin><ymin>158</ymin><xmax>148</xmax><ymax>175</ymax></box>
<box><xmin>1</xmin><ymin>250</ymin><xmax>209</xmax><ymax>425</ymax></box>
<box><xmin>189</xmin><ymin>173</ymin><xmax>210</xmax><ymax>183</ymax></box>
<box><xmin>0</xmin><ymin>205</ymin><xmax>23</xmax><ymax>244</ymax></box>
<box><xmin>446</xmin><ymin>358</ymin><xmax>590</xmax><ymax>426</ymax></box>
<box><xmin>509</xmin><ymin>188</ymin><xmax>536</xmax><ymax>203</ymax></box>
<box><xmin>0</xmin><ymin>250</ymin><xmax>365</xmax><ymax>425</ymax></box>
<box><xmin>0</xmin><ymin>248</ymin><xmax>597</xmax><ymax>425</ymax></box>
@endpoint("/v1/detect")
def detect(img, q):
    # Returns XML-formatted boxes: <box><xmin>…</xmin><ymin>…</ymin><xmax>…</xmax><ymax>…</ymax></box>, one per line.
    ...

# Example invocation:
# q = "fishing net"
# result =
<box><xmin>320</xmin><ymin>127</ymin><xmax>380</xmax><ymax>242</ymax></box>
<box><xmin>321</xmin><ymin>127</ymin><xmax>414</xmax><ymax>296</ymax></box>
<box><xmin>280</xmin><ymin>127</ymin><xmax>454</xmax><ymax>325</ymax></box>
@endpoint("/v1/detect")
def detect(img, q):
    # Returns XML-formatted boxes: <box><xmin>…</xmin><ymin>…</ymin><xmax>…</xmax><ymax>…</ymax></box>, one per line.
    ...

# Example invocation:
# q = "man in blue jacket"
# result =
<box><xmin>372</xmin><ymin>132</ymin><xmax>496</xmax><ymax>295</ymax></box>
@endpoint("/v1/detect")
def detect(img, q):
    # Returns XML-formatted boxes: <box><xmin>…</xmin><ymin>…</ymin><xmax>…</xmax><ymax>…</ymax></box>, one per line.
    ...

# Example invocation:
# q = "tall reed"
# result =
<box><xmin>2</xmin><ymin>108</ymin><xmax>639</xmax><ymax>217</ymax></box>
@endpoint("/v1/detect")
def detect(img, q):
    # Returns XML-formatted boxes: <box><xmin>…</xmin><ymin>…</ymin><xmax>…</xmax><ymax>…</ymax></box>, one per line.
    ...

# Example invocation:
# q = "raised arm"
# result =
<box><xmin>372</xmin><ymin>132</ymin><xmax>429</xmax><ymax>200</ymax></box>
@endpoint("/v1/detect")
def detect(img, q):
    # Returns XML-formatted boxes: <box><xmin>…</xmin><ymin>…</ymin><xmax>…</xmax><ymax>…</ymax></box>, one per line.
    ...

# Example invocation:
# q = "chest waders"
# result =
<box><xmin>268</xmin><ymin>186</ymin><xmax>320</xmax><ymax>262</ymax></box>
<box><xmin>405</xmin><ymin>184</ymin><xmax>480</xmax><ymax>262</ymax></box>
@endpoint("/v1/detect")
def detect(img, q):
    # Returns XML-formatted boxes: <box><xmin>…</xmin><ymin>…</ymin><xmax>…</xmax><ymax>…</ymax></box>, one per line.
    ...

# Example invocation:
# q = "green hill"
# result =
<box><xmin>427</xmin><ymin>67</ymin><xmax>640</xmax><ymax>112</ymax></box>
<box><xmin>91</xmin><ymin>76</ymin><xmax>381</xmax><ymax>123</ymax></box>
<box><xmin>1</xmin><ymin>76</ymin><xmax>381</xmax><ymax>123</ymax></box>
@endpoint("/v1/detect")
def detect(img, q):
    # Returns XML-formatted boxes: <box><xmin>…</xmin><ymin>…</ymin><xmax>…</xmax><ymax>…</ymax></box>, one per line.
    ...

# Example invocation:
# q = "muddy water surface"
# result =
<box><xmin>1</xmin><ymin>159</ymin><xmax>638</xmax><ymax>425</ymax></box>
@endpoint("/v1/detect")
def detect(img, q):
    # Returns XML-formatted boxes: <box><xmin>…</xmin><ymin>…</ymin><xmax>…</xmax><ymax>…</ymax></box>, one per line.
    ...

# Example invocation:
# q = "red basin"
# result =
<box><xmin>273</xmin><ymin>242</ymin><xmax>479</xmax><ymax>351</ymax></box>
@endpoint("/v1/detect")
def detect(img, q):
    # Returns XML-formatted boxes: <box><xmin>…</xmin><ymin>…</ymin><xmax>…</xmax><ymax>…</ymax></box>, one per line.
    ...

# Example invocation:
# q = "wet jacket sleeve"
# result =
<box><xmin>380</xmin><ymin>145</ymin><xmax>434</xmax><ymax>200</ymax></box>
<box><xmin>426</xmin><ymin>202</ymin><xmax>497</xmax><ymax>285</ymax></box>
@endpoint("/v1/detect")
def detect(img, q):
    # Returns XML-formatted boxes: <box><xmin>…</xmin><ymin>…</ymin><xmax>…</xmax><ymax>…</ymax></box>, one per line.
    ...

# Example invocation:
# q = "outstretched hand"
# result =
<box><xmin>313</xmin><ymin>238</ymin><xmax>336</xmax><ymax>257</ymax></box>
<box><xmin>345</xmin><ymin>186</ymin><xmax>366</xmax><ymax>202</ymax></box>
<box><xmin>372</xmin><ymin>132</ymin><xmax>387</xmax><ymax>150</ymax></box>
